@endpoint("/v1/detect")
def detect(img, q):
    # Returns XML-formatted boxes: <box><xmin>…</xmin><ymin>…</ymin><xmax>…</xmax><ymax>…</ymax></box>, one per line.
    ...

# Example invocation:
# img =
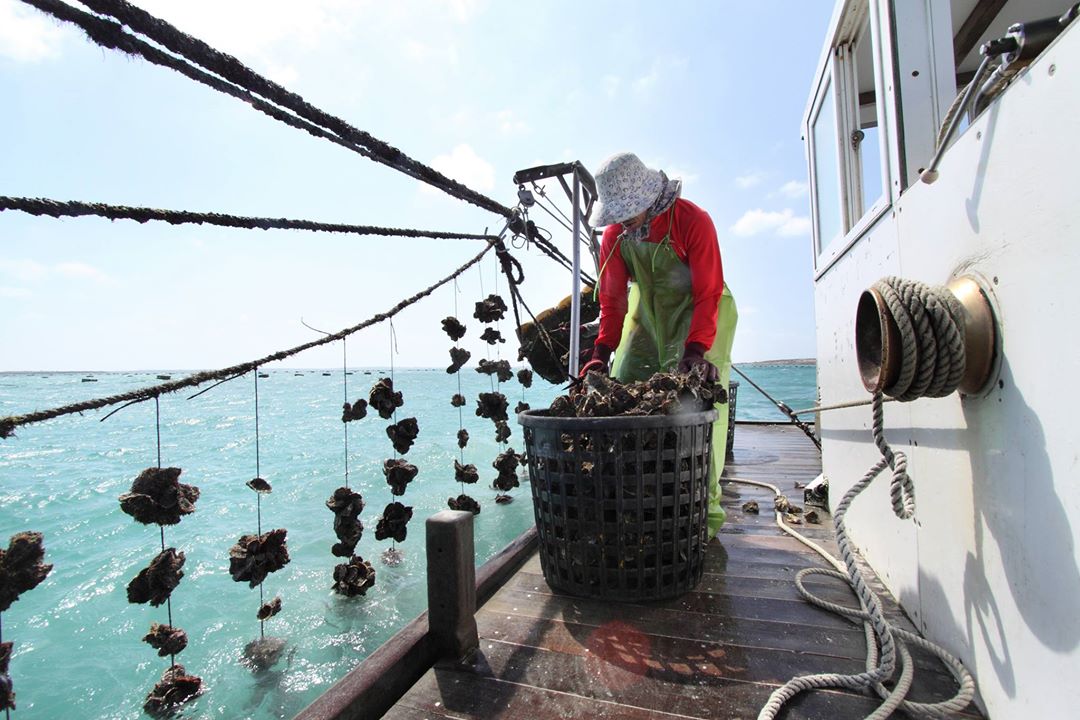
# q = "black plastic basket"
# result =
<box><xmin>518</xmin><ymin>407</ymin><xmax>717</xmax><ymax>601</ymax></box>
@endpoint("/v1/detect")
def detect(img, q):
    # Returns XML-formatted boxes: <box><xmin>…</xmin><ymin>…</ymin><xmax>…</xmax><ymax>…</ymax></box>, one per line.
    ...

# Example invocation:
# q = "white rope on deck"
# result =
<box><xmin>735</xmin><ymin>277</ymin><xmax>978</xmax><ymax>719</ymax></box>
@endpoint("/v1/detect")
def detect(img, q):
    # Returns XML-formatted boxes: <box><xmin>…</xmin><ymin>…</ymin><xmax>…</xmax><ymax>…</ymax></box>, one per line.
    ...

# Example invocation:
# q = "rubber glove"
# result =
<box><xmin>578</xmin><ymin>343</ymin><xmax>613</xmax><ymax>379</ymax></box>
<box><xmin>677</xmin><ymin>342</ymin><xmax>719</xmax><ymax>382</ymax></box>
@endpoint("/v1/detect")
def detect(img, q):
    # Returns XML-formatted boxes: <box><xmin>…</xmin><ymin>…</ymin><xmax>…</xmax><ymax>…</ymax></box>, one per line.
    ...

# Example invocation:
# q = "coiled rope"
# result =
<box><xmin>758</xmin><ymin>276</ymin><xmax>975</xmax><ymax>719</ymax></box>
<box><xmin>0</xmin><ymin>196</ymin><xmax>497</xmax><ymax>241</ymax></box>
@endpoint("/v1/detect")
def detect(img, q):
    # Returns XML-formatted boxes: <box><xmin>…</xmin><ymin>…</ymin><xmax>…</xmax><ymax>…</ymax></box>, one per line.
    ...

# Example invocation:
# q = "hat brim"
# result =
<box><xmin>592</xmin><ymin>170</ymin><xmax>664</xmax><ymax>227</ymax></box>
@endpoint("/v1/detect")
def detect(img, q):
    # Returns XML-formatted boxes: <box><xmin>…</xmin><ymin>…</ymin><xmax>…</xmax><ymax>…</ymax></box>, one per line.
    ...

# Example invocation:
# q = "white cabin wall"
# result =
<box><xmin>815</xmin><ymin>24</ymin><xmax>1080</xmax><ymax>718</ymax></box>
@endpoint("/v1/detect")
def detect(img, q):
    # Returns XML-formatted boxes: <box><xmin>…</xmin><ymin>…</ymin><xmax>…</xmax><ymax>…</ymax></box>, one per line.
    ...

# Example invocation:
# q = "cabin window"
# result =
<box><xmin>805</xmin><ymin>1</ymin><xmax>891</xmax><ymax>271</ymax></box>
<box><xmin>811</xmin><ymin>75</ymin><xmax>843</xmax><ymax>251</ymax></box>
<box><xmin>851</xmin><ymin>14</ymin><xmax>885</xmax><ymax>217</ymax></box>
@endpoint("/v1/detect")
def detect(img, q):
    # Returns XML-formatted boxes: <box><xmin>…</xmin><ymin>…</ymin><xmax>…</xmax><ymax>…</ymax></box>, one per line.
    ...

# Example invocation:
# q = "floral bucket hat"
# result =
<box><xmin>592</xmin><ymin>152</ymin><xmax>665</xmax><ymax>227</ymax></box>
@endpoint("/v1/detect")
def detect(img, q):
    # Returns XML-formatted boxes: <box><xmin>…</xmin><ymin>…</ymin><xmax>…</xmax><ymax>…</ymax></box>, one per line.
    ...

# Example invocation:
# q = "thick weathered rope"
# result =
<box><xmin>22</xmin><ymin>0</ymin><xmax>513</xmax><ymax>218</ymax></box>
<box><xmin>759</xmin><ymin>276</ymin><xmax>977</xmax><ymax>719</ymax></box>
<box><xmin>872</xmin><ymin>276</ymin><xmax>966</xmax><ymax>401</ymax></box>
<box><xmin>0</xmin><ymin>196</ymin><xmax>497</xmax><ymax>241</ymax></box>
<box><xmin>0</xmin><ymin>240</ymin><xmax>499</xmax><ymax>438</ymax></box>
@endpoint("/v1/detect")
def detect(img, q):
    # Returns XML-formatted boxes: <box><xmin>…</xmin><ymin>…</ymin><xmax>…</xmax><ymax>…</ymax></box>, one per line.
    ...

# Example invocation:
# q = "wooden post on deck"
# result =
<box><xmin>426</xmin><ymin>510</ymin><xmax>478</xmax><ymax>661</ymax></box>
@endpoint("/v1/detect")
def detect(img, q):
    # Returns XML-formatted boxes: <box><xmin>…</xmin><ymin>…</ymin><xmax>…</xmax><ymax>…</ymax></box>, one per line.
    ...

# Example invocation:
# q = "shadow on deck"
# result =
<box><xmin>382</xmin><ymin>424</ymin><xmax>979</xmax><ymax>720</ymax></box>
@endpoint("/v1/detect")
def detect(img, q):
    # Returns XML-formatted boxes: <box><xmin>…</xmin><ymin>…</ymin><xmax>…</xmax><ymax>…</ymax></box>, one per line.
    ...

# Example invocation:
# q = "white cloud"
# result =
<box><xmin>735</xmin><ymin>172</ymin><xmax>766</xmax><ymax>189</ymax></box>
<box><xmin>776</xmin><ymin>180</ymin><xmax>809</xmax><ymax>198</ymax></box>
<box><xmin>55</xmin><ymin>262</ymin><xmax>109</xmax><ymax>282</ymax></box>
<box><xmin>632</xmin><ymin>56</ymin><xmax>687</xmax><ymax>98</ymax></box>
<box><xmin>666</xmin><ymin>166</ymin><xmax>700</xmax><ymax>188</ymax></box>
<box><xmin>602</xmin><ymin>75</ymin><xmax>621</xmax><ymax>99</ymax></box>
<box><xmin>495</xmin><ymin>109</ymin><xmax>529</xmax><ymax>135</ymax></box>
<box><xmin>443</xmin><ymin>0</ymin><xmax>484</xmax><ymax>22</ymax></box>
<box><xmin>0</xmin><ymin>258</ymin><xmax>46</xmax><ymax>282</ymax></box>
<box><xmin>0</xmin><ymin>286</ymin><xmax>31</xmax><ymax>298</ymax></box>
<box><xmin>0</xmin><ymin>258</ymin><xmax>109</xmax><ymax>283</ymax></box>
<box><xmin>730</xmin><ymin>209</ymin><xmax>811</xmax><ymax>238</ymax></box>
<box><xmin>426</xmin><ymin>144</ymin><xmax>496</xmax><ymax>193</ymax></box>
<box><xmin>0</xmin><ymin>0</ymin><xmax>66</xmax><ymax>63</ymax></box>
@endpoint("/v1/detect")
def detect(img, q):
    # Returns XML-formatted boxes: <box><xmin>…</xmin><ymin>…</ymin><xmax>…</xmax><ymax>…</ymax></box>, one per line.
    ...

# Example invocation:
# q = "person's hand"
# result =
<box><xmin>578</xmin><ymin>343</ymin><xmax>613</xmax><ymax>379</ymax></box>
<box><xmin>677</xmin><ymin>342</ymin><xmax>719</xmax><ymax>383</ymax></box>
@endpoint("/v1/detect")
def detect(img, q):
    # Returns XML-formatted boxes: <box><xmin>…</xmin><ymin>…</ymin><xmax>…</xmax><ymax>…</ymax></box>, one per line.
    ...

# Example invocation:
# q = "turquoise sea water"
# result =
<box><xmin>0</xmin><ymin>363</ymin><xmax>813</xmax><ymax>719</ymax></box>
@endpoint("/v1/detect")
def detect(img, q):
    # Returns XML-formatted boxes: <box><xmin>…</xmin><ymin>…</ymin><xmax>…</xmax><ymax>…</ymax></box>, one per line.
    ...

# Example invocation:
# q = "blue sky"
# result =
<box><xmin>1</xmin><ymin>0</ymin><xmax>833</xmax><ymax>371</ymax></box>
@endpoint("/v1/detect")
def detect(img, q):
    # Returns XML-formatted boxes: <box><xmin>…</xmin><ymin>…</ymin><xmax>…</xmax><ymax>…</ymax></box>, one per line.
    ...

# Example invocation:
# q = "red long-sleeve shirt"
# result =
<box><xmin>595</xmin><ymin>198</ymin><xmax>724</xmax><ymax>351</ymax></box>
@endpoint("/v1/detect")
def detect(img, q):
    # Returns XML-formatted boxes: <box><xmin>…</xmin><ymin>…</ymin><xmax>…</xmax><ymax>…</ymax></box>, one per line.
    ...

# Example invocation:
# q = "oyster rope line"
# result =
<box><xmin>21</xmin><ymin>0</ymin><xmax>513</xmax><ymax>217</ymax></box>
<box><xmin>759</xmin><ymin>275</ymin><xmax>975</xmax><ymax>719</ymax></box>
<box><xmin>0</xmin><ymin>241</ymin><xmax>500</xmax><ymax>438</ymax></box>
<box><xmin>0</xmin><ymin>196</ymin><xmax>499</xmax><ymax>241</ymax></box>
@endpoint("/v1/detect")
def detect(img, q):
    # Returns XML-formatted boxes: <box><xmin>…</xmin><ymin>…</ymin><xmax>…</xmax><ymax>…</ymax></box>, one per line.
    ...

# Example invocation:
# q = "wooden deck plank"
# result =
<box><xmin>386</xmin><ymin>424</ymin><xmax>982</xmax><ymax>720</ymax></box>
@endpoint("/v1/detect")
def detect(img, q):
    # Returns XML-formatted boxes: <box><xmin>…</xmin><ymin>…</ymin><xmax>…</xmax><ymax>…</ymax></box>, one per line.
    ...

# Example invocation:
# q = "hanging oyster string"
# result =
<box><xmin>444</xmin><ymin>278</ymin><xmax>481</xmax><ymax>514</ymax></box>
<box><xmin>0</xmin><ymin>531</ymin><xmax>53</xmax><ymax>713</ymax></box>
<box><xmin>378</xmin><ymin>321</ymin><xmax>411</xmax><ymax>566</ymax></box>
<box><xmin>119</xmin><ymin>397</ymin><xmax>203</xmax><ymax>715</ymax></box>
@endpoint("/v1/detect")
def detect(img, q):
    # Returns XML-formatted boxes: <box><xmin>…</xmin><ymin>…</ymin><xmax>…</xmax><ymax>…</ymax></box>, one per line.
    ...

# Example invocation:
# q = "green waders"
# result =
<box><xmin>608</xmin><ymin>221</ymin><xmax>738</xmax><ymax>537</ymax></box>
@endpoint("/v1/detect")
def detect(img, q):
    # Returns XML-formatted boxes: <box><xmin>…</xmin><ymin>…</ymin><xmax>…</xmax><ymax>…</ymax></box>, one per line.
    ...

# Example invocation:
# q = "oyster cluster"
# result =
<box><xmin>450</xmin><ymin>393</ymin><xmax>466</xmax><ymax>408</ymax></box>
<box><xmin>476</xmin><ymin>392</ymin><xmax>508</xmax><ymax>422</ymax></box>
<box><xmin>492</xmin><ymin>450</ymin><xmax>521</xmax><ymax>493</ymax></box>
<box><xmin>332</xmin><ymin>556</ymin><xmax>376</xmax><ymax>597</ymax></box>
<box><xmin>441</xmin><ymin>316</ymin><xmax>466</xmax><ymax>341</ymax></box>
<box><xmin>228</xmin><ymin>529</ymin><xmax>291</xmax><ymax>588</ymax></box>
<box><xmin>127</xmin><ymin>548</ymin><xmax>185</xmax><ymax>607</ymax></box>
<box><xmin>480</xmin><ymin>327</ymin><xmax>505</xmax><ymax>345</ymax></box>
<box><xmin>456</xmin><ymin>429</ymin><xmax>469</xmax><ymax>449</ymax></box>
<box><xmin>383</xmin><ymin>459</ymin><xmax>419</xmax><ymax>496</ymax></box>
<box><xmin>375</xmin><ymin>502</ymin><xmax>414</xmax><ymax>542</ymax></box>
<box><xmin>143</xmin><ymin>664</ymin><xmax>203</xmax><ymax>715</ymax></box>
<box><xmin>0</xmin><ymin>642</ymin><xmax>12</xmax><ymax>711</ymax></box>
<box><xmin>448</xmin><ymin>494</ymin><xmax>481</xmax><ymax>514</ymax></box>
<box><xmin>494</xmin><ymin>420</ymin><xmax>511</xmax><ymax>444</ymax></box>
<box><xmin>550</xmin><ymin>370</ymin><xmax>725</xmax><ymax>418</ymax></box>
<box><xmin>514</xmin><ymin>401</ymin><xmax>530</xmax><ymax>414</ymax></box>
<box><xmin>386</xmin><ymin>417</ymin><xmax>420</xmax><ymax>454</ymax></box>
<box><xmin>476</xmin><ymin>358</ymin><xmax>513</xmax><ymax>383</ymax></box>
<box><xmin>341</xmin><ymin>398</ymin><xmax>368</xmax><ymax>423</ymax></box>
<box><xmin>517</xmin><ymin>368</ymin><xmax>533</xmax><ymax>388</ymax></box>
<box><xmin>454</xmin><ymin>460</ymin><xmax>479</xmax><ymax>484</ymax></box>
<box><xmin>446</xmin><ymin>347</ymin><xmax>471</xmax><ymax>374</ymax></box>
<box><xmin>369</xmin><ymin>378</ymin><xmax>403</xmax><ymax>419</ymax></box>
<box><xmin>246</xmin><ymin>477</ymin><xmax>272</xmax><ymax>494</ymax></box>
<box><xmin>473</xmin><ymin>294</ymin><xmax>507</xmax><ymax>323</ymax></box>
<box><xmin>0</xmin><ymin>532</ymin><xmax>52</xmax><ymax>612</ymax></box>
<box><xmin>257</xmin><ymin>596</ymin><xmax>283</xmax><ymax>620</ymax></box>
<box><xmin>326</xmin><ymin>487</ymin><xmax>365</xmax><ymax>557</ymax></box>
<box><xmin>143</xmin><ymin>623</ymin><xmax>188</xmax><ymax>658</ymax></box>
<box><xmin>119</xmin><ymin>467</ymin><xmax>200</xmax><ymax>526</ymax></box>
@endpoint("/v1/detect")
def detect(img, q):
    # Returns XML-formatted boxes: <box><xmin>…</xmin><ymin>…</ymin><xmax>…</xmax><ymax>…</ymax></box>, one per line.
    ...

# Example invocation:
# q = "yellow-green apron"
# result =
<box><xmin>608</xmin><ymin>218</ymin><xmax>738</xmax><ymax>536</ymax></box>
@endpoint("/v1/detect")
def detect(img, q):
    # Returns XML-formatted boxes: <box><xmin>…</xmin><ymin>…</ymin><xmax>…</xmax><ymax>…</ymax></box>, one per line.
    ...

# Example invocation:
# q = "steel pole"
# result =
<box><xmin>568</xmin><ymin>173</ymin><xmax>583</xmax><ymax>378</ymax></box>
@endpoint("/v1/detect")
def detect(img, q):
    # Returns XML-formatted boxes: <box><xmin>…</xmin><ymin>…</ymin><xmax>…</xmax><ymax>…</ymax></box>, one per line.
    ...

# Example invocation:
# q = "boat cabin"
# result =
<box><xmin>804</xmin><ymin>1</ymin><xmax>1080</xmax><ymax>716</ymax></box>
